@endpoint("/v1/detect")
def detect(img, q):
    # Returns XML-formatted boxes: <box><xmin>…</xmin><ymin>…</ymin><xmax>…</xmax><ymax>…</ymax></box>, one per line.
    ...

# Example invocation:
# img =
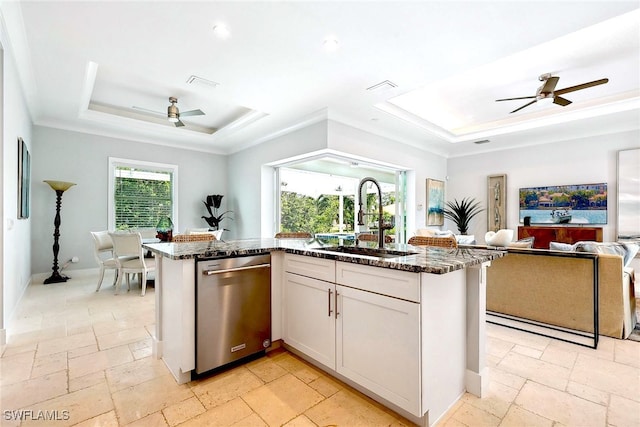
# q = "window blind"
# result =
<box><xmin>114</xmin><ymin>167</ymin><xmax>173</xmax><ymax>229</ymax></box>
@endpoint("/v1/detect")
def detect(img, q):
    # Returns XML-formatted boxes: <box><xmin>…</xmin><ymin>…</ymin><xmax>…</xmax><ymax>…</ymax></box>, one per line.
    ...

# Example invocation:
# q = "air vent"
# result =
<box><xmin>366</xmin><ymin>80</ymin><xmax>398</xmax><ymax>91</ymax></box>
<box><xmin>186</xmin><ymin>75</ymin><xmax>219</xmax><ymax>88</ymax></box>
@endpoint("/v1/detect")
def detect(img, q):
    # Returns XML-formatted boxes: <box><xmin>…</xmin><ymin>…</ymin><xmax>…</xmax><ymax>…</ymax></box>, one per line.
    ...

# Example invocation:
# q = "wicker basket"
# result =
<box><xmin>275</xmin><ymin>232</ymin><xmax>313</xmax><ymax>239</ymax></box>
<box><xmin>407</xmin><ymin>235</ymin><xmax>458</xmax><ymax>248</ymax></box>
<box><xmin>172</xmin><ymin>233</ymin><xmax>216</xmax><ymax>242</ymax></box>
<box><xmin>357</xmin><ymin>233</ymin><xmax>393</xmax><ymax>243</ymax></box>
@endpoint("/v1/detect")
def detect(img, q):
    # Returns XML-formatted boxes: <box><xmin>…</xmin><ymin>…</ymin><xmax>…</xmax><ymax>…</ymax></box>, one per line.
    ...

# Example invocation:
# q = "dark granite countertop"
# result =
<box><xmin>144</xmin><ymin>238</ymin><xmax>505</xmax><ymax>274</ymax></box>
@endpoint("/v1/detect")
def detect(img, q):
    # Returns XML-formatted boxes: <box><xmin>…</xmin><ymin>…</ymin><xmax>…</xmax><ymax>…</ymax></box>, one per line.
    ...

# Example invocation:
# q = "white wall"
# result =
<box><xmin>229</xmin><ymin>119</ymin><xmax>448</xmax><ymax>239</ymax></box>
<box><xmin>1</xmin><ymin>16</ymin><xmax>34</xmax><ymax>343</ymax></box>
<box><xmin>446</xmin><ymin>130</ymin><xmax>640</xmax><ymax>243</ymax></box>
<box><xmin>31</xmin><ymin>126</ymin><xmax>227</xmax><ymax>275</ymax></box>
<box><xmin>228</xmin><ymin>121</ymin><xmax>329</xmax><ymax>239</ymax></box>
<box><xmin>326</xmin><ymin>120</ymin><xmax>447</xmax><ymax>235</ymax></box>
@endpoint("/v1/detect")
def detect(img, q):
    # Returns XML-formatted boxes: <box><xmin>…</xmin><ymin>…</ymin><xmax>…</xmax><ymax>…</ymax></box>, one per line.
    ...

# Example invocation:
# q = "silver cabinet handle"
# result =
<box><xmin>328</xmin><ymin>288</ymin><xmax>333</xmax><ymax>317</ymax></box>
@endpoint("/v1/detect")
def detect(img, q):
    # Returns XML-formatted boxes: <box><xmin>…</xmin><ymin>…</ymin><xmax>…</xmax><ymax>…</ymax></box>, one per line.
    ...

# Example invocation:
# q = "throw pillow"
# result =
<box><xmin>549</xmin><ymin>241</ymin><xmax>575</xmax><ymax>251</ymax></box>
<box><xmin>508</xmin><ymin>236</ymin><xmax>535</xmax><ymax>248</ymax></box>
<box><xmin>621</xmin><ymin>242</ymin><xmax>639</xmax><ymax>267</ymax></box>
<box><xmin>415</xmin><ymin>228</ymin><xmax>436</xmax><ymax>237</ymax></box>
<box><xmin>573</xmin><ymin>241</ymin><xmax>638</xmax><ymax>267</ymax></box>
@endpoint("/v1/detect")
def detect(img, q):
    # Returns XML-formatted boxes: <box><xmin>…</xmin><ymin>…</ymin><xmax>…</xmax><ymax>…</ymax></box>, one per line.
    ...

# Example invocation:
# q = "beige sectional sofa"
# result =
<box><xmin>486</xmin><ymin>248</ymin><xmax>636</xmax><ymax>339</ymax></box>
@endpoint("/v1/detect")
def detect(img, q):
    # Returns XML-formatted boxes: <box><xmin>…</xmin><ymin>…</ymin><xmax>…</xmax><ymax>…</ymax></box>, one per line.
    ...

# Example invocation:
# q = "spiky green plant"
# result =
<box><xmin>443</xmin><ymin>197</ymin><xmax>484</xmax><ymax>235</ymax></box>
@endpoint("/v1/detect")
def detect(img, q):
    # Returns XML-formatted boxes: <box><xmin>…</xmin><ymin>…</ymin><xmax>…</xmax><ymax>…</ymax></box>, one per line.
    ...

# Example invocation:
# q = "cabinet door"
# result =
<box><xmin>336</xmin><ymin>285</ymin><xmax>421</xmax><ymax>416</ymax></box>
<box><xmin>284</xmin><ymin>273</ymin><xmax>336</xmax><ymax>370</ymax></box>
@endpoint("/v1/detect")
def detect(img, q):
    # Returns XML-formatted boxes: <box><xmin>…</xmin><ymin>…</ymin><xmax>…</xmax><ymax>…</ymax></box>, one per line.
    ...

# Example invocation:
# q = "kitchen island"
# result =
<box><xmin>144</xmin><ymin>238</ymin><xmax>504</xmax><ymax>426</ymax></box>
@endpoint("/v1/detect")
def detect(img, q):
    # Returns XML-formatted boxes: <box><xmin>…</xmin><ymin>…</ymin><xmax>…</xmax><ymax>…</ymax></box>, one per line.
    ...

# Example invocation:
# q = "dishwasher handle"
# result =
<box><xmin>202</xmin><ymin>263</ymin><xmax>270</xmax><ymax>276</ymax></box>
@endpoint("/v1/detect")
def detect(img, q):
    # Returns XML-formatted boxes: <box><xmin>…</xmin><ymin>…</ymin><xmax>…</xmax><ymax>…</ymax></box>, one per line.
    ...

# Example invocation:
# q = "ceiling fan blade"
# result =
<box><xmin>553</xmin><ymin>96</ymin><xmax>572</xmax><ymax>107</ymax></box>
<box><xmin>496</xmin><ymin>96</ymin><xmax>536</xmax><ymax>102</ymax></box>
<box><xmin>180</xmin><ymin>109</ymin><xmax>205</xmax><ymax>117</ymax></box>
<box><xmin>132</xmin><ymin>106</ymin><xmax>165</xmax><ymax>116</ymax></box>
<box><xmin>510</xmin><ymin>100</ymin><xmax>537</xmax><ymax>114</ymax></box>
<box><xmin>174</xmin><ymin>120</ymin><xmax>185</xmax><ymax>127</ymax></box>
<box><xmin>554</xmin><ymin>78</ymin><xmax>609</xmax><ymax>96</ymax></box>
<box><xmin>540</xmin><ymin>76</ymin><xmax>560</xmax><ymax>93</ymax></box>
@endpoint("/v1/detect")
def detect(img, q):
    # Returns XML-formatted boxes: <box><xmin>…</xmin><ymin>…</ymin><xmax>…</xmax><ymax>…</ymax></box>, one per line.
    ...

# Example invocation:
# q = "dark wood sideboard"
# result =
<box><xmin>518</xmin><ymin>226</ymin><xmax>603</xmax><ymax>249</ymax></box>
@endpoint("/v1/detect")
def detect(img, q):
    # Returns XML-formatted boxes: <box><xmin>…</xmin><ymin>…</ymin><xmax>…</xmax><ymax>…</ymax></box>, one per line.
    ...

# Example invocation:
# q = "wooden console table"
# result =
<box><xmin>518</xmin><ymin>226</ymin><xmax>603</xmax><ymax>249</ymax></box>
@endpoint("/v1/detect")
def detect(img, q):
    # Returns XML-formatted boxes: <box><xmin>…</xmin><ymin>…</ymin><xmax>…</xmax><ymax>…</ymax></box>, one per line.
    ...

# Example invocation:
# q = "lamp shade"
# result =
<box><xmin>44</xmin><ymin>180</ymin><xmax>76</xmax><ymax>192</ymax></box>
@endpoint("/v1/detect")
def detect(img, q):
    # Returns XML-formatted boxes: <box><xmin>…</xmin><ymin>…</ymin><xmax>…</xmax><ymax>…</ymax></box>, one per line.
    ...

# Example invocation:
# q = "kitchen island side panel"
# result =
<box><xmin>270</xmin><ymin>251</ymin><xmax>284</xmax><ymax>342</ymax></box>
<box><xmin>157</xmin><ymin>256</ymin><xmax>195</xmax><ymax>384</ymax></box>
<box><xmin>421</xmin><ymin>268</ymin><xmax>467</xmax><ymax>426</ymax></box>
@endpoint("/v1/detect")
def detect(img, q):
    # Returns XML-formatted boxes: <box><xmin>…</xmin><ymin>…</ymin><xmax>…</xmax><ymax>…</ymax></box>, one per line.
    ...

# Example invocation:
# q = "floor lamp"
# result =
<box><xmin>43</xmin><ymin>180</ymin><xmax>76</xmax><ymax>284</ymax></box>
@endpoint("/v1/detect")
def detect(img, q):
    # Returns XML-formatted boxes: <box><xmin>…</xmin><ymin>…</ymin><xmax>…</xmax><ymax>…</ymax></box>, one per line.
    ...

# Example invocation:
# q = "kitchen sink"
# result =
<box><xmin>320</xmin><ymin>246</ymin><xmax>418</xmax><ymax>259</ymax></box>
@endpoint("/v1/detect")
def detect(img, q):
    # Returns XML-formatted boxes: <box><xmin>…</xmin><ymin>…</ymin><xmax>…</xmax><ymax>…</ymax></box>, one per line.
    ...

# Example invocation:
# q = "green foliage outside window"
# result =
<box><xmin>280</xmin><ymin>191</ymin><xmax>395</xmax><ymax>235</ymax></box>
<box><xmin>115</xmin><ymin>174</ymin><xmax>172</xmax><ymax>230</ymax></box>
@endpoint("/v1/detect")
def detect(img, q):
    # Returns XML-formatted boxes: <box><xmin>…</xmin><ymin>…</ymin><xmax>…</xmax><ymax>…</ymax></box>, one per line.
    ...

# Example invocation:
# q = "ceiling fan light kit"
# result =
<box><xmin>496</xmin><ymin>73</ymin><xmax>609</xmax><ymax>114</ymax></box>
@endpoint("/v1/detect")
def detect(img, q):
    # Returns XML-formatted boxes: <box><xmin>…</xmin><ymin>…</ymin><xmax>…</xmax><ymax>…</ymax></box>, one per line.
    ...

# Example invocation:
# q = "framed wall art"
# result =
<box><xmin>617</xmin><ymin>148</ymin><xmax>639</xmax><ymax>241</ymax></box>
<box><xmin>18</xmin><ymin>137</ymin><xmax>31</xmax><ymax>219</ymax></box>
<box><xmin>519</xmin><ymin>182</ymin><xmax>607</xmax><ymax>225</ymax></box>
<box><xmin>426</xmin><ymin>178</ymin><xmax>444</xmax><ymax>226</ymax></box>
<box><xmin>487</xmin><ymin>174</ymin><xmax>506</xmax><ymax>232</ymax></box>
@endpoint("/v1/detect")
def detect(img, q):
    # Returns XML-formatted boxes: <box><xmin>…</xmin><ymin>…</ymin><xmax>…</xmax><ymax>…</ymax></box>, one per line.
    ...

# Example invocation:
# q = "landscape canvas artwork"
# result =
<box><xmin>426</xmin><ymin>178</ymin><xmax>444</xmax><ymax>226</ymax></box>
<box><xmin>519</xmin><ymin>183</ymin><xmax>607</xmax><ymax>225</ymax></box>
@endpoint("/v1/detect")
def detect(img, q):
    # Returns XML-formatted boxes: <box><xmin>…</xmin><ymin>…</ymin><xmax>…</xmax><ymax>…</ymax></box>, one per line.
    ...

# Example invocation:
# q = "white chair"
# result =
<box><xmin>109</xmin><ymin>232</ymin><xmax>156</xmax><ymax>296</ymax></box>
<box><xmin>91</xmin><ymin>231</ymin><xmax>119</xmax><ymax>292</ymax></box>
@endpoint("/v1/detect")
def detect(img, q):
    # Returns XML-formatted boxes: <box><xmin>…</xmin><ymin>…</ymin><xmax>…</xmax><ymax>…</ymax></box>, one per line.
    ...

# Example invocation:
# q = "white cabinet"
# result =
<box><xmin>336</xmin><ymin>284</ymin><xmax>421</xmax><ymax>415</ymax></box>
<box><xmin>284</xmin><ymin>272</ymin><xmax>336</xmax><ymax>370</ymax></box>
<box><xmin>283</xmin><ymin>254</ymin><xmax>337</xmax><ymax>370</ymax></box>
<box><xmin>283</xmin><ymin>254</ymin><xmax>422</xmax><ymax>417</ymax></box>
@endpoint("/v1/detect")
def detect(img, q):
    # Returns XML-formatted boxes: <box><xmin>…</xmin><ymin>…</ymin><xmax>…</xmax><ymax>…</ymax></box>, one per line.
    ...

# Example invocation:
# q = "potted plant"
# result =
<box><xmin>202</xmin><ymin>194</ymin><xmax>233</xmax><ymax>231</ymax></box>
<box><xmin>443</xmin><ymin>197</ymin><xmax>484</xmax><ymax>235</ymax></box>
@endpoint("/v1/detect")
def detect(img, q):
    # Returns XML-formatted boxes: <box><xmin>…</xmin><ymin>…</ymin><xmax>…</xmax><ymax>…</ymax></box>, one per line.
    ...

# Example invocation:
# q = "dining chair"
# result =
<box><xmin>357</xmin><ymin>233</ymin><xmax>393</xmax><ymax>243</ymax></box>
<box><xmin>91</xmin><ymin>231</ymin><xmax>119</xmax><ymax>292</ymax></box>
<box><xmin>109</xmin><ymin>232</ymin><xmax>156</xmax><ymax>296</ymax></box>
<box><xmin>275</xmin><ymin>232</ymin><xmax>313</xmax><ymax>239</ymax></box>
<box><xmin>186</xmin><ymin>228</ymin><xmax>224</xmax><ymax>240</ymax></box>
<box><xmin>407</xmin><ymin>235</ymin><xmax>458</xmax><ymax>248</ymax></box>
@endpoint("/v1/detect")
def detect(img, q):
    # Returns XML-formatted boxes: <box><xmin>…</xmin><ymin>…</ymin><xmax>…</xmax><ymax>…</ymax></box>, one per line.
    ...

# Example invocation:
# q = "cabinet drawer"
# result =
<box><xmin>284</xmin><ymin>254</ymin><xmax>336</xmax><ymax>283</ymax></box>
<box><xmin>336</xmin><ymin>261</ymin><xmax>420</xmax><ymax>302</ymax></box>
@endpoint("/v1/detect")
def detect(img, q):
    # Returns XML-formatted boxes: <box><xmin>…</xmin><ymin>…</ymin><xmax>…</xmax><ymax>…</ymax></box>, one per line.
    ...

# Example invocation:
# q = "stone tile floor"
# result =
<box><xmin>1</xmin><ymin>271</ymin><xmax>638</xmax><ymax>426</ymax></box>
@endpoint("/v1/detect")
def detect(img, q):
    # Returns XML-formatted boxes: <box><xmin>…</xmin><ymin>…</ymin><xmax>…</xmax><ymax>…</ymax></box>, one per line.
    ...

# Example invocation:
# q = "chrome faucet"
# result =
<box><xmin>357</xmin><ymin>177</ymin><xmax>386</xmax><ymax>249</ymax></box>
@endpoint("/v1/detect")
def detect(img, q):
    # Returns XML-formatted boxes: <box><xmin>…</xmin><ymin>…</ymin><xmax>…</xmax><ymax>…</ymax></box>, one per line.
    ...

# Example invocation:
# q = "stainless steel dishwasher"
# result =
<box><xmin>196</xmin><ymin>253</ymin><xmax>271</xmax><ymax>374</ymax></box>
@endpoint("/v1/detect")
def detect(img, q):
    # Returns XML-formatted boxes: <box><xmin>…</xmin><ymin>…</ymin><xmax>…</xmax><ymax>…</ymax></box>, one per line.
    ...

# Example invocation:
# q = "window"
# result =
<box><xmin>275</xmin><ymin>157</ymin><xmax>406</xmax><ymax>243</ymax></box>
<box><xmin>108</xmin><ymin>158</ymin><xmax>178</xmax><ymax>231</ymax></box>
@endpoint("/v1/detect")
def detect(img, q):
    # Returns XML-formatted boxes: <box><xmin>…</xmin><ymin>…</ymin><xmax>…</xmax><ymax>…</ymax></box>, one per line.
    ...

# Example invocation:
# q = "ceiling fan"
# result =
<box><xmin>496</xmin><ymin>73</ymin><xmax>609</xmax><ymax>114</ymax></box>
<box><xmin>133</xmin><ymin>97</ymin><xmax>205</xmax><ymax>127</ymax></box>
<box><xmin>166</xmin><ymin>97</ymin><xmax>205</xmax><ymax>127</ymax></box>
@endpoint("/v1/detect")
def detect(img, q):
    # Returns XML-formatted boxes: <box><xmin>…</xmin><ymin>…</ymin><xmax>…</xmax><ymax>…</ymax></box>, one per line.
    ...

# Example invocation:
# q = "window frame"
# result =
<box><xmin>108</xmin><ymin>157</ymin><xmax>179</xmax><ymax>231</ymax></box>
<box><xmin>275</xmin><ymin>164</ymin><xmax>407</xmax><ymax>242</ymax></box>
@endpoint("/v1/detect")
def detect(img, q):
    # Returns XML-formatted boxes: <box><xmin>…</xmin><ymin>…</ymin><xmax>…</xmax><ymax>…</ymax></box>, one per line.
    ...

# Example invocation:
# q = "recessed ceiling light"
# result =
<box><xmin>212</xmin><ymin>24</ymin><xmax>231</xmax><ymax>39</ymax></box>
<box><xmin>323</xmin><ymin>37</ymin><xmax>339</xmax><ymax>52</ymax></box>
